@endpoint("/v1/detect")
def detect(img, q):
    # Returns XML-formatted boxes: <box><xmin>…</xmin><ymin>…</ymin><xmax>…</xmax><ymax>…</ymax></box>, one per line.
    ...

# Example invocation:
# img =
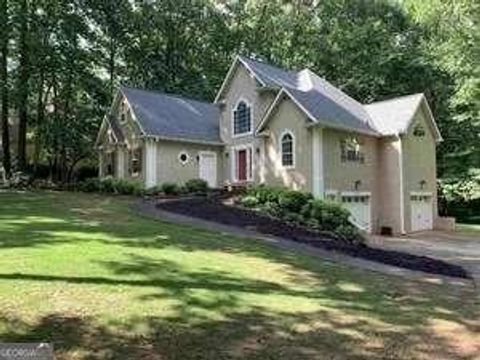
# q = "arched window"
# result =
<box><xmin>233</xmin><ymin>101</ymin><xmax>251</xmax><ymax>135</ymax></box>
<box><xmin>281</xmin><ymin>132</ymin><xmax>294</xmax><ymax>167</ymax></box>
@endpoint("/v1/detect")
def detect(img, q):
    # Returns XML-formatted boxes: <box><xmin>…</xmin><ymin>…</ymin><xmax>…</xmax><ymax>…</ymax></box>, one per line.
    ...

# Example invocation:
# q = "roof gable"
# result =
<box><xmin>364</xmin><ymin>94</ymin><xmax>442</xmax><ymax>141</ymax></box>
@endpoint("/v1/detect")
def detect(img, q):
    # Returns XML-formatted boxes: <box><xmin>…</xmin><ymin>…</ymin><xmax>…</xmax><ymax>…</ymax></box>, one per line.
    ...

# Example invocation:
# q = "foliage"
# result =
<box><xmin>278</xmin><ymin>190</ymin><xmax>313</xmax><ymax>213</ymax></box>
<box><xmin>77</xmin><ymin>177</ymin><xmax>144</xmax><ymax>196</ymax></box>
<box><xmin>184</xmin><ymin>178</ymin><xmax>209</xmax><ymax>194</ymax></box>
<box><xmin>242</xmin><ymin>186</ymin><xmax>361</xmax><ymax>244</ymax></box>
<box><xmin>161</xmin><ymin>182</ymin><xmax>180</xmax><ymax>196</ymax></box>
<box><xmin>240</xmin><ymin>195</ymin><xmax>259</xmax><ymax>208</ymax></box>
<box><xmin>0</xmin><ymin>0</ymin><xmax>478</xmax><ymax>193</ymax></box>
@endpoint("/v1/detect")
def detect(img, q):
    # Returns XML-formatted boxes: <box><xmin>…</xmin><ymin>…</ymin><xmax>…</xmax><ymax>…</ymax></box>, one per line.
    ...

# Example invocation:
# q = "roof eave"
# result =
<box><xmin>141</xmin><ymin>134</ymin><xmax>224</xmax><ymax>147</ymax></box>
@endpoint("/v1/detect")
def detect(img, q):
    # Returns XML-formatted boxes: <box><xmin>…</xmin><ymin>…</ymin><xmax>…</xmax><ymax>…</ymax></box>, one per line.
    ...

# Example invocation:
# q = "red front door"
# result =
<box><xmin>237</xmin><ymin>149</ymin><xmax>247</xmax><ymax>181</ymax></box>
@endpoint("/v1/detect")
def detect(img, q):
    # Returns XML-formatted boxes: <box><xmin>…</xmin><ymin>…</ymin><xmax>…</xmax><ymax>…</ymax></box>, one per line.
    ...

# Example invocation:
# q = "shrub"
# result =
<box><xmin>161</xmin><ymin>182</ymin><xmax>180</xmax><ymax>195</ymax></box>
<box><xmin>77</xmin><ymin>178</ymin><xmax>101</xmax><ymax>193</ymax></box>
<box><xmin>335</xmin><ymin>224</ymin><xmax>362</xmax><ymax>245</ymax></box>
<box><xmin>240</xmin><ymin>195</ymin><xmax>259</xmax><ymax>208</ymax></box>
<box><xmin>184</xmin><ymin>178</ymin><xmax>209</xmax><ymax>194</ymax></box>
<box><xmin>246</xmin><ymin>185</ymin><xmax>284</xmax><ymax>205</ymax></box>
<box><xmin>304</xmin><ymin>199</ymin><xmax>351</xmax><ymax>231</ymax></box>
<box><xmin>114</xmin><ymin>179</ymin><xmax>144</xmax><ymax>195</ymax></box>
<box><xmin>144</xmin><ymin>185</ymin><xmax>163</xmax><ymax>197</ymax></box>
<box><xmin>77</xmin><ymin>178</ymin><xmax>145</xmax><ymax>196</ymax></box>
<box><xmin>278</xmin><ymin>190</ymin><xmax>313</xmax><ymax>213</ymax></box>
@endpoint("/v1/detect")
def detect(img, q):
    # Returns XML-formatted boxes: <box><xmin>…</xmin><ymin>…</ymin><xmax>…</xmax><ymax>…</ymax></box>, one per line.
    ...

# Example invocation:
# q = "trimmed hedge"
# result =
<box><xmin>242</xmin><ymin>185</ymin><xmax>362</xmax><ymax>244</ymax></box>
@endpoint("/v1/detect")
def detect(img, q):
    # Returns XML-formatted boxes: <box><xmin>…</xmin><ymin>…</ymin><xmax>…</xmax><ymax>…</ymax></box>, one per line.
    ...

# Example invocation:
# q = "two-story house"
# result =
<box><xmin>96</xmin><ymin>55</ymin><xmax>443</xmax><ymax>235</ymax></box>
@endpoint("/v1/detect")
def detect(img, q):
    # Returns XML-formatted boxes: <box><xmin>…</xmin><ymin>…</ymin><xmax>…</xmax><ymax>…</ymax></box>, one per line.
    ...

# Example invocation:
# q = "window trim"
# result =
<box><xmin>279</xmin><ymin>129</ymin><xmax>295</xmax><ymax>169</ymax></box>
<box><xmin>178</xmin><ymin>151</ymin><xmax>190</xmax><ymax>165</ymax></box>
<box><xmin>231</xmin><ymin>98</ymin><xmax>253</xmax><ymax>138</ymax></box>
<box><xmin>340</xmin><ymin>137</ymin><xmax>365</xmax><ymax>164</ymax></box>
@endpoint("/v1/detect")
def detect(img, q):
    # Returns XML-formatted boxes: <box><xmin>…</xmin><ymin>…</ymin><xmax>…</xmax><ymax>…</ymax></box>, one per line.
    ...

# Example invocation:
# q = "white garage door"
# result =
<box><xmin>341</xmin><ymin>193</ymin><xmax>372</xmax><ymax>233</ymax></box>
<box><xmin>410</xmin><ymin>194</ymin><xmax>433</xmax><ymax>232</ymax></box>
<box><xmin>199</xmin><ymin>151</ymin><xmax>217</xmax><ymax>188</ymax></box>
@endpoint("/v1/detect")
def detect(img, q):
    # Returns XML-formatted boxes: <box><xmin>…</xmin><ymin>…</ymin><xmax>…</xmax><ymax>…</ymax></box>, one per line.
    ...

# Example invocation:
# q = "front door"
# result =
<box><xmin>199</xmin><ymin>152</ymin><xmax>217</xmax><ymax>188</ymax></box>
<box><xmin>237</xmin><ymin>149</ymin><xmax>247</xmax><ymax>181</ymax></box>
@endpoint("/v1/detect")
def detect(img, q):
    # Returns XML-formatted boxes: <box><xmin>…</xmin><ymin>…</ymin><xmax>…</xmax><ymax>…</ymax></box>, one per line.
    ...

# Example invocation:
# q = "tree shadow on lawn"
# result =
<box><xmin>0</xmin><ymin>253</ymin><xmax>478</xmax><ymax>359</ymax></box>
<box><xmin>0</xmin><ymin>192</ymin><xmax>478</xmax><ymax>358</ymax></box>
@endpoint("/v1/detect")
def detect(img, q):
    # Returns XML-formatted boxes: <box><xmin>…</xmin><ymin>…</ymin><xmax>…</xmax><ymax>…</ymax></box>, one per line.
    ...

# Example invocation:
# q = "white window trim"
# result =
<box><xmin>279</xmin><ymin>129</ymin><xmax>295</xmax><ymax>169</ymax></box>
<box><xmin>231</xmin><ymin>97</ymin><xmax>254</xmax><ymax>139</ymax></box>
<box><xmin>230</xmin><ymin>144</ymin><xmax>254</xmax><ymax>182</ymax></box>
<box><xmin>410</xmin><ymin>191</ymin><xmax>433</xmax><ymax>197</ymax></box>
<box><xmin>178</xmin><ymin>150</ymin><xmax>190</xmax><ymax>166</ymax></box>
<box><xmin>340</xmin><ymin>191</ymin><xmax>371</xmax><ymax>197</ymax></box>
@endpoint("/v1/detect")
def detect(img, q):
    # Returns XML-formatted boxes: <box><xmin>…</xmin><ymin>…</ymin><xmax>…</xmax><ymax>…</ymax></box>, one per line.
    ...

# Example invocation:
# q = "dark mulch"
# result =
<box><xmin>156</xmin><ymin>198</ymin><xmax>470</xmax><ymax>279</ymax></box>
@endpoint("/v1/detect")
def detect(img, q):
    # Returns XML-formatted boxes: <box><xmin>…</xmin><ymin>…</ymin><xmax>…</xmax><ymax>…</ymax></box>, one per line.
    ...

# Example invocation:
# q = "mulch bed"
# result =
<box><xmin>156</xmin><ymin>198</ymin><xmax>470</xmax><ymax>279</ymax></box>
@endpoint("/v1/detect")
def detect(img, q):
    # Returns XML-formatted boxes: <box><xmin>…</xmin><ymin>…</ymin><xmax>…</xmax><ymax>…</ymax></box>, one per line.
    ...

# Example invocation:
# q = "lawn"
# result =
<box><xmin>0</xmin><ymin>191</ymin><xmax>478</xmax><ymax>359</ymax></box>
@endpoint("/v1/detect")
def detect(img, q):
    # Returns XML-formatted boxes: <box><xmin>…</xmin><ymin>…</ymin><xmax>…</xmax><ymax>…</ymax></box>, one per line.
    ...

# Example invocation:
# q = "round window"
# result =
<box><xmin>178</xmin><ymin>152</ymin><xmax>189</xmax><ymax>165</ymax></box>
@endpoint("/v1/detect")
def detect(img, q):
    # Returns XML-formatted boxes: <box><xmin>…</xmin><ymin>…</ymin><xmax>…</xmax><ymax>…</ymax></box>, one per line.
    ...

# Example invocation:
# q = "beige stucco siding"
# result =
<box><xmin>217</xmin><ymin>64</ymin><xmax>276</xmax><ymax>183</ymax></box>
<box><xmin>322</xmin><ymin>129</ymin><xmax>380</xmax><ymax>231</ymax></box>
<box><xmin>262</xmin><ymin>98</ymin><xmax>312</xmax><ymax>191</ymax></box>
<box><xmin>377</xmin><ymin>137</ymin><xmax>403</xmax><ymax>234</ymax></box>
<box><xmin>402</xmin><ymin>105</ymin><xmax>438</xmax><ymax>232</ymax></box>
<box><xmin>154</xmin><ymin>140</ymin><xmax>223</xmax><ymax>187</ymax></box>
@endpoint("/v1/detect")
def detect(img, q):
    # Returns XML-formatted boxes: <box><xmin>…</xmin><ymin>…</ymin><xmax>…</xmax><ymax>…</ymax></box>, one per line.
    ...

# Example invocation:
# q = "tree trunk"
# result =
<box><xmin>17</xmin><ymin>0</ymin><xmax>29</xmax><ymax>171</ymax></box>
<box><xmin>0</xmin><ymin>0</ymin><xmax>11</xmax><ymax>176</ymax></box>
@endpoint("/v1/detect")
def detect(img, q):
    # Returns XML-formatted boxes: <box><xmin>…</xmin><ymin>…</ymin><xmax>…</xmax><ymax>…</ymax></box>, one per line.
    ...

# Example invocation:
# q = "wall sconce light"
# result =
<box><xmin>419</xmin><ymin>180</ymin><xmax>427</xmax><ymax>190</ymax></box>
<box><xmin>225</xmin><ymin>152</ymin><xmax>229</xmax><ymax>158</ymax></box>
<box><xmin>256</xmin><ymin>147</ymin><xmax>260</xmax><ymax>155</ymax></box>
<box><xmin>354</xmin><ymin>180</ymin><xmax>362</xmax><ymax>191</ymax></box>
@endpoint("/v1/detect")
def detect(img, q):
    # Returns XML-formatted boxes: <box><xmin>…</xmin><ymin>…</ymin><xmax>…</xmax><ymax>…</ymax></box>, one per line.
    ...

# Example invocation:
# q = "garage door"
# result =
<box><xmin>410</xmin><ymin>193</ymin><xmax>433</xmax><ymax>232</ymax></box>
<box><xmin>199</xmin><ymin>151</ymin><xmax>217</xmax><ymax>188</ymax></box>
<box><xmin>341</xmin><ymin>193</ymin><xmax>372</xmax><ymax>233</ymax></box>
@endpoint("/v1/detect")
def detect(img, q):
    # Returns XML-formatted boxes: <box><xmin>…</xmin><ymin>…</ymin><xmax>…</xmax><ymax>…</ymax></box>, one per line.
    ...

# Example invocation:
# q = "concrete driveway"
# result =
<box><xmin>368</xmin><ymin>230</ymin><xmax>480</xmax><ymax>286</ymax></box>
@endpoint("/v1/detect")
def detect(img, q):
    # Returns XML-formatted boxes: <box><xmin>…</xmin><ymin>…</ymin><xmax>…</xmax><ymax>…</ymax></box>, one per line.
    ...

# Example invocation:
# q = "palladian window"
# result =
<box><xmin>233</xmin><ymin>101</ymin><xmax>252</xmax><ymax>135</ymax></box>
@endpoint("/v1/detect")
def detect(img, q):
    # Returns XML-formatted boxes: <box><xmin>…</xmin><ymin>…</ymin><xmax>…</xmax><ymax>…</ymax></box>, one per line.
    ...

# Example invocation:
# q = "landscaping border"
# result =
<box><xmin>154</xmin><ymin>197</ymin><xmax>470</xmax><ymax>279</ymax></box>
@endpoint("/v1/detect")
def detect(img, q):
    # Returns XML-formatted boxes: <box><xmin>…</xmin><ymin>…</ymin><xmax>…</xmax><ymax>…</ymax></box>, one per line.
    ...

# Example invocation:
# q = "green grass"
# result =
<box><xmin>457</xmin><ymin>223</ymin><xmax>480</xmax><ymax>234</ymax></box>
<box><xmin>0</xmin><ymin>191</ymin><xmax>478</xmax><ymax>359</ymax></box>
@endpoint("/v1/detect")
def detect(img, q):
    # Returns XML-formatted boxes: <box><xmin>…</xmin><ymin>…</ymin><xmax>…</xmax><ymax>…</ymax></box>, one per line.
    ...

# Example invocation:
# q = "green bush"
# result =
<box><xmin>240</xmin><ymin>195</ymin><xmax>259</xmax><ymax>208</ymax></box>
<box><xmin>240</xmin><ymin>186</ymin><xmax>362</xmax><ymax>245</ymax></box>
<box><xmin>144</xmin><ymin>185</ymin><xmax>162</xmax><ymax>197</ymax></box>
<box><xmin>304</xmin><ymin>199</ymin><xmax>350</xmax><ymax>232</ymax></box>
<box><xmin>161</xmin><ymin>182</ymin><xmax>180</xmax><ymax>195</ymax></box>
<box><xmin>77</xmin><ymin>178</ymin><xmax>145</xmax><ymax>196</ymax></box>
<box><xmin>77</xmin><ymin>178</ymin><xmax>101</xmax><ymax>193</ymax></box>
<box><xmin>246</xmin><ymin>185</ymin><xmax>284</xmax><ymax>205</ymax></box>
<box><xmin>278</xmin><ymin>190</ymin><xmax>313</xmax><ymax>213</ymax></box>
<box><xmin>184</xmin><ymin>178</ymin><xmax>209</xmax><ymax>194</ymax></box>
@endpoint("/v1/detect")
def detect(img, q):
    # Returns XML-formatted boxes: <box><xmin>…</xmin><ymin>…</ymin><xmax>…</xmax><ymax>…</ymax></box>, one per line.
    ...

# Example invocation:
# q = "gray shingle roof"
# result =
<box><xmin>241</xmin><ymin>57</ymin><xmax>379</xmax><ymax>136</ymax></box>
<box><xmin>364</xmin><ymin>93</ymin><xmax>424</xmax><ymax>135</ymax></box>
<box><xmin>120</xmin><ymin>86</ymin><xmax>222</xmax><ymax>144</ymax></box>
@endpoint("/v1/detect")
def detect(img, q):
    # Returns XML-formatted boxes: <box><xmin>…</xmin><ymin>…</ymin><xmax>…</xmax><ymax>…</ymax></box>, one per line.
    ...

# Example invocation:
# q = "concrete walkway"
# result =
<box><xmin>134</xmin><ymin>200</ymin><xmax>475</xmax><ymax>291</ymax></box>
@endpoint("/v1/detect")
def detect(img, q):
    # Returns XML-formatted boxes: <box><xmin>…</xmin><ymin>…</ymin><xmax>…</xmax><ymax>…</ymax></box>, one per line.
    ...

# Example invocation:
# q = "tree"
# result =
<box><xmin>0</xmin><ymin>0</ymin><xmax>11</xmax><ymax>176</ymax></box>
<box><xmin>15</xmin><ymin>0</ymin><xmax>30</xmax><ymax>170</ymax></box>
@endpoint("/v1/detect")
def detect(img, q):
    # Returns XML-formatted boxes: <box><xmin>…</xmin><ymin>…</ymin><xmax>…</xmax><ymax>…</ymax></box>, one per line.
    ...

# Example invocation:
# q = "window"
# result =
<box><xmin>178</xmin><ymin>151</ymin><xmax>189</xmax><ymax>165</ymax></box>
<box><xmin>106</xmin><ymin>152</ymin><xmax>115</xmax><ymax>176</ymax></box>
<box><xmin>413</xmin><ymin>123</ymin><xmax>425</xmax><ymax>137</ymax></box>
<box><xmin>281</xmin><ymin>132</ymin><xmax>294</xmax><ymax>167</ymax></box>
<box><xmin>341</xmin><ymin>137</ymin><xmax>364</xmax><ymax>163</ymax></box>
<box><xmin>131</xmin><ymin>148</ymin><xmax>142</xmax><ymax>176</ymax></box>
<box><xmin>233</xmin><ymin>101</ymin><xmax>252</xmax><ymax>135</ymax></box>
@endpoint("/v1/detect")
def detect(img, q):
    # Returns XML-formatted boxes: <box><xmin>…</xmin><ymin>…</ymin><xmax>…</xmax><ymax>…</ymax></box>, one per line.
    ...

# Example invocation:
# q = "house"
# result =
<box><xmin>96</xmin><ymin>55</ymin><xmax>443</xmax><ymax>235</ymax></box>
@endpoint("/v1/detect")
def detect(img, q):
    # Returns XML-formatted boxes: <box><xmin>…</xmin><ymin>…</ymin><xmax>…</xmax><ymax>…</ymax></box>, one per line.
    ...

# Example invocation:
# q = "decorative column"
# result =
<box><xmin>116</xmin><ymin>148</ymin><xmax>125</xmax><ymax>179</ymax></box>
<box><xmin>98</xmin><ymin>151</ymin><xmax>104</xmax><ymax>178</ymax></box>
<box><xmin>312</xmin><ymin>127</ymin><xmax>324</xmax><ymax>198</ymax></box>
<box><xmin>144</xmin><ymin>139</ymin><xmax>157</xmax><ymax>188</ymax></box>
